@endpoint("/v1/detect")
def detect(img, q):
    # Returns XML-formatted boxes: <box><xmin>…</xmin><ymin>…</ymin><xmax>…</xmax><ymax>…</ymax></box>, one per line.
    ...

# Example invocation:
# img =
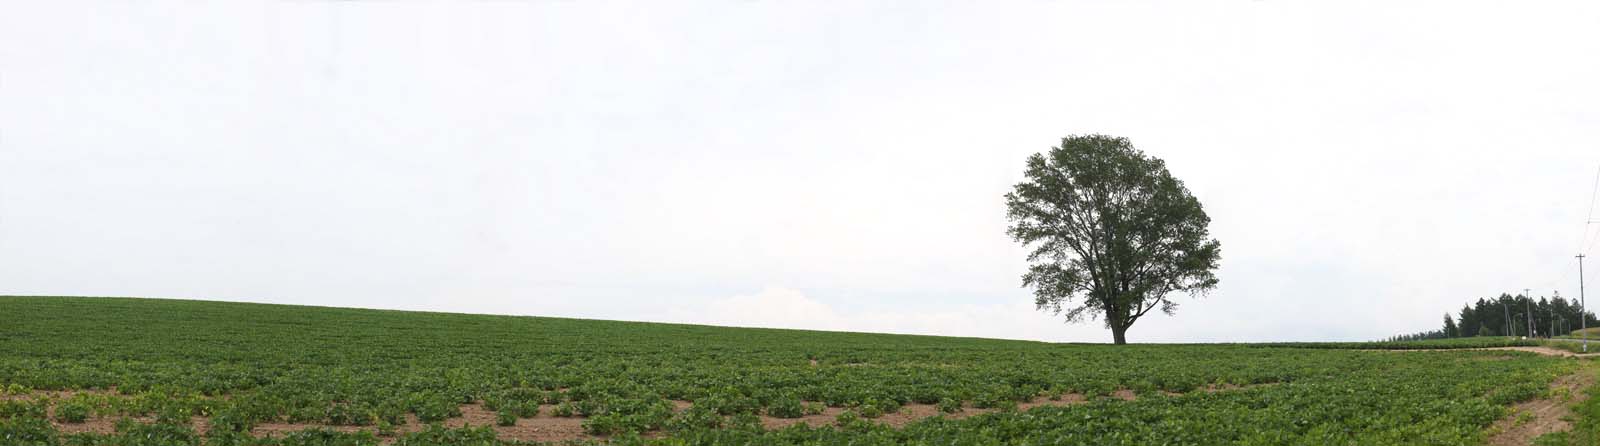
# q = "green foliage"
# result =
<box><xmin>666</xmin><ymin>406</ymin><xmax>722</xmax><ymax>432</ymax></box>
<box><xmin>258</xmin><ymin>428</ymin><xmax>382</xmax><ymax>446</ymax></box>
<box><xmin>112</xmin><ymin>419</ymin><xmax>201</xmax><ymax>446</ymax></box>
<box><xmin>582</xmin><ymin>413</ymin><xmax>625</xmax><ymax>436</ymax></box>
<box><xmin>1004</xmin><ymin>134</ymin><xmax>1221</xmax><ymax>344</ymax></box>
<box><xmin>410</xmin><ymin>398</ymin><xmax>461</xmax><ymax>424</ymax></box>
<box><xmin>0</xmin><ymin>297</ymin><xmax>1586</xmax><ymax>446</ymax></box>
<box><xmin>300</xmin><ymin>430</ymin><xmax>380</xmax><ymax>446</ymax></box>
<box><xmin>833</xmin><ymin>409</ymin><xmax>859</xmax><ymax>426</ymax></box>
<box><xmin>54</xmin><ymin>400</ymin><xmax>90</xmax><ymax>424</ymax></box>
<box><xmin>0</xmin><ymin>417</ymin><xmax>57</xmax><ymax>446</ymax></box>
<box><xmin>374</xmin><ymin>420</ymin><xmax>397</xmax><ymax>438</ymax></box>
<box><xmin>394</xmin><ymin>424</ymin><xmax>496</xmax><ymax>446</ymax></box>
<box><xmin>1539</xmin><ymin>340</ymin><xmax>1594</xmax><ymax>354</ymax></box>
<box><xmin>1</xmin><ymin>399</ymin><xmax>48</xmax><ymax>419</ymax></box>
<box><xmin>764</xmin><ymin>396</ymin><xmax>803</xmax><ymax>419</ymax></box>
<box><xmin>1445</xmin><ymin>294</ymin><xmax>1596</xmax><ymax>339</ymax></box>
<box><xmin>726</xmin><ymin>413</ymin><xmax>762</xmax><ymax>432</ymax></box>
<box><xmin>692</xmin><ymin>390</ymin><xmax>758</xmax><ymax>416</ymax></box>
<box><xmin>801</xmin><ymin>402</ymin><xmax>824</xmax><ymax>416</ymax></box>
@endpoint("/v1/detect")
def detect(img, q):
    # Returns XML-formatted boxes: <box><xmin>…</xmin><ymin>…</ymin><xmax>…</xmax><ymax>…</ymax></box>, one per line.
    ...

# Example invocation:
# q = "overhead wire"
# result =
<box><xmin>1537</xmin><ymin>164</ymin><xmax>1600</xmax><ymax>293</ymax></box>
<box><xmin>1580</xmin><ymin>164</ymin><xmax>1600</xmax><ymax>254</ymax></box>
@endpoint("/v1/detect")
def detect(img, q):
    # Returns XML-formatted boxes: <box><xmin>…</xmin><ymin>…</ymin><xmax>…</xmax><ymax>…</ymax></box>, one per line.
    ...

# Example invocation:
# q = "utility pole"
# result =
<box><xmin>1580</xmin><ymin>254</ymin><xmax>1588</xmax><ymax>353</ymax></box>
<box><xmin>1504</xmin><ymin>296</ymin><xmax>1512</xmax><ymax>338</ymax></box>
<box><xmin>1526</xmin><ymin>288</ymin><xmax>1535</xmax><ymax>337</ymax></box>
<box><xmin>1549</xmin><ymin>291</ymin><xmax>1557</xmax><ymax>339</ymax></box>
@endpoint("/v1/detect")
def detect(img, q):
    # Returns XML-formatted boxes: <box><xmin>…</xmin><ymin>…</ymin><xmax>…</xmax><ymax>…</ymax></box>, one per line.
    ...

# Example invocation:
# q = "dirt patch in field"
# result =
<box><xmin>1018</xmin><ymin>393</ymin><xmax>1088</xmax><ymax>410</ymax></box>
<box><xmin>457</xmin><ymin>404</ymin><xmax>588</xmax><ymax>444</ymax></box>
<box><xmin>871</xmin><ymin>403</ymin><xmax>946</xmax><ymax>426</ymax></box>
<box><xmin>762</xmin><ymin>405</ymin><xmax>850</xmax><ymax>429</ymax></box>
<box><xmin>1483</xmin><ymin>367</ymin><xmax>1596</xmax><ymax>446</ymax></box>
<box><xmin>250</xmin><ymin>421</ymin><xmax>371</xmax><ymax>437</ymax></box>
<box><xmin>50</xmin><ymin>416</ymin><xmax>122</xmax><ymax>436</ymax></box>
<box><xmin>455</xmin><ymin>403</ymin><xmax>586</xmax><ymax>444</ymax></box>
<box><xmin>40</xmin><ymin>391</ymin><xmax>134</xmax><ymax>436</ymax></box>
<box><xmin>1</xmin><ymin>387</ymin><xmax>121</xmax><ymax>402</ymax></box>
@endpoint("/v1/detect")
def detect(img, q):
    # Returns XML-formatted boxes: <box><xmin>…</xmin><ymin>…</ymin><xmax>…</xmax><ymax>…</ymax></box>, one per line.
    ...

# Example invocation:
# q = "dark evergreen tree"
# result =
<box><xmin>1473</xmin><ymin>298</ymin><xmax>1499</xmax><ymax>336</ymax></box>
<box><xmin>1458</xmin><ymin>305</ymin><xmax>1478</xmax><ymax>337</ymax></box>
<box><xmin>1535</xmin><ymin>297</ymin><xmax>1551</xmax><ymax>338</ymax></box>
<box><xmin>1399</xmin><ymin>293</ymin><xmax>1600</xmax><ymax>340</ymax></box>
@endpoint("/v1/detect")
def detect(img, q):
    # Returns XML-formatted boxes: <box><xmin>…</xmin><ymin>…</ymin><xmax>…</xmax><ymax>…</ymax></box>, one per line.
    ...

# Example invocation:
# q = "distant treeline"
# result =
<box><xmin>1388</xmin><ymin>293</ymin><xmax>1599</xmax><ymax>342</ymax></box>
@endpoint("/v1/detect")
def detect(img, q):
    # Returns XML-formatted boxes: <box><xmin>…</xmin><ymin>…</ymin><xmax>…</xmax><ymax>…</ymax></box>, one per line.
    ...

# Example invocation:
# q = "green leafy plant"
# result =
<box><xmin>552</xmin><ymin>402</ymin><xmax>577</xmax><ymax>417</ymax></box>
<box><xmin>582</xmin><ymin>413</ymin><xmax>625</xmax><ymax>436</ymax></box>
<box><xmin>54</xmin><ymin>400</ymin><xmax>90</xmax><ymax>423</ymax></box>
<box><xmin>765</xmin><ymin>396</ymin><xmax>804</xmax><ymax>419</ymax></box>
<box><xmin>802</xmin><ymin>402</ymin><xmax>826</xmax><ymax>416</ymax></box>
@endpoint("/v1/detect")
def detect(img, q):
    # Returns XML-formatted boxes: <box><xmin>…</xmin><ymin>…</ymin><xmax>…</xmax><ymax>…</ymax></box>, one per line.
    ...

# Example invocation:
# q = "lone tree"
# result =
<box><xmin>1004</xmin><ymin>134</ymin><xmax>1221</xmax><ymax>344</ymax></box>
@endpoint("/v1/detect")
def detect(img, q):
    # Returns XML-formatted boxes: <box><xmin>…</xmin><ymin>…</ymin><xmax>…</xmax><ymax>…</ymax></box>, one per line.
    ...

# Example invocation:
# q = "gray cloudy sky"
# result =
<box><xmin>4</xmin><ymin>1</ymin><xmax>1600</xmax><ymax>343</ymax></box>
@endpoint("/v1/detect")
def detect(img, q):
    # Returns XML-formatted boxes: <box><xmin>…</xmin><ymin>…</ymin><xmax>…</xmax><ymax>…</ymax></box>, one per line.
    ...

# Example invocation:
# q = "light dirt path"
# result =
<box><xmin>1365</xmin><ymin>346</ymin><xmax>1600</xmax><ymax>358</ymax></box>
<box><xmin>1483</xmin><ymin>365</ymin><xmax>1596</xmax><ymax>446</ymax></box>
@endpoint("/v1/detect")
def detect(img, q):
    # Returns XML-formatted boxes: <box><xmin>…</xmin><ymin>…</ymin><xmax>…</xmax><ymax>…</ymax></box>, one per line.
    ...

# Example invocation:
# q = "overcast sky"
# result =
<box><xmin>4</xmin><ymin>1</ymin><xmax>1600</xmax><ymax>343</ymax></box>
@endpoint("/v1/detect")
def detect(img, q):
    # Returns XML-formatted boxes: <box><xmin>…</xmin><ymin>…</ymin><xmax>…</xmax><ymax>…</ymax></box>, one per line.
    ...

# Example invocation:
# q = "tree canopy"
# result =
<box><xmin>1390</xmin><ymin>293</ymin><xmax>1597</xmax><ymax>341</ymax></box>
<box><xmin>1004</xmin><ymin>134</ymin><xmax>1221</xmax><ymax>344</ymax></box>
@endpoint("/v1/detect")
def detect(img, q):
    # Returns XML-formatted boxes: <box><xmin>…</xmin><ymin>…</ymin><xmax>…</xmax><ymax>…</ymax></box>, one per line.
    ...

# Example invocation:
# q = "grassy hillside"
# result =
<box><xmin>0</xmin><ymin>296</ymin><xmax>1581</xmax><ymax>445</ymax></box>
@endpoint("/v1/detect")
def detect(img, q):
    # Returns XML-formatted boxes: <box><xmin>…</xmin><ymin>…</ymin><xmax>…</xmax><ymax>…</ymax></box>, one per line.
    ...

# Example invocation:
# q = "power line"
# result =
<box><xmin>1588</xmin><ymin>224</ymin><xmax>1600</xmax><ymax>256</ymax></box>
<box><xmin>1586</xmin><ymin>164</ymin><xmax>1600</xmax><ymax>221</ymax></box>
<box><xmin>1541</xmin><ymin>164</ymin><xmax>1600</xmax><ymax>292</ymax></box>
<box><xmin>1580</xmin><ymin>164</ymin><xmax>1600</xmax><ymax>254</ymax></box>
<box><xmin>1541</xmin><ymin>258</ymin><xmax>1577</xmax><ymax>290</ymax></box>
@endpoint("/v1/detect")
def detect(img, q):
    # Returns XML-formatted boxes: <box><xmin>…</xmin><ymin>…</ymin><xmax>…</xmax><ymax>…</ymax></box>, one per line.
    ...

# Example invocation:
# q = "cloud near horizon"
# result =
<box><xmin>656</xmin><ymin>287</ymin><xmax>1154</xmax><ymax>343</ymax></box>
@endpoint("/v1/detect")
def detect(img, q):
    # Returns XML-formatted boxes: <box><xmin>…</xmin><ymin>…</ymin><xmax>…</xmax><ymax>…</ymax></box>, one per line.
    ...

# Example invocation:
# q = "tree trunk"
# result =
<box><xmin>1111</xmin><ymin>324</ymin><xmax>1128</xmax><ymax>345</ymax></box>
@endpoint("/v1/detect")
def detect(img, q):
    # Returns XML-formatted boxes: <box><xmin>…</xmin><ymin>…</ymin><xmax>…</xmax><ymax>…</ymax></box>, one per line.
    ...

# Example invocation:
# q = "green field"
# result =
<box><xmin>0</xmin><ymin>297</ymin><xmax>1589</xmax><ymax>446</ymax></box>
<box><xmin>1567</xmin><ymin>327</ymin><xmax>1600</xmax><ymax>338</ymax></box>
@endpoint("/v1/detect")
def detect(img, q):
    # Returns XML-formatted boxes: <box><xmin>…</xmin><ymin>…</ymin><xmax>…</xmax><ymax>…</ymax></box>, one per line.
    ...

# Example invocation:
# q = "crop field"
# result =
<box><xmin>1564</xmin><ymin>327</ymin><xmax>1600</xmax><ymax>338</ymax></box>
<box><xmin>0</xmin><ymin>297</ymin><xmax>1594</xmax><ymax>446</ymax></box>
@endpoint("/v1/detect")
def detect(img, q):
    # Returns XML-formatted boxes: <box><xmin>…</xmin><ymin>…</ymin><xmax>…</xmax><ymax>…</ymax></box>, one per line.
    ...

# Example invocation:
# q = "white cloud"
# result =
<box><xmin>680</xmin><ymin>287</ymin><xmax>849</xmax><ymax>332</ymax></box>
<box><xmin>3</xmin><ymin>1</ymin><xmax>1599</xmax><ymax>343</ymax></box>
